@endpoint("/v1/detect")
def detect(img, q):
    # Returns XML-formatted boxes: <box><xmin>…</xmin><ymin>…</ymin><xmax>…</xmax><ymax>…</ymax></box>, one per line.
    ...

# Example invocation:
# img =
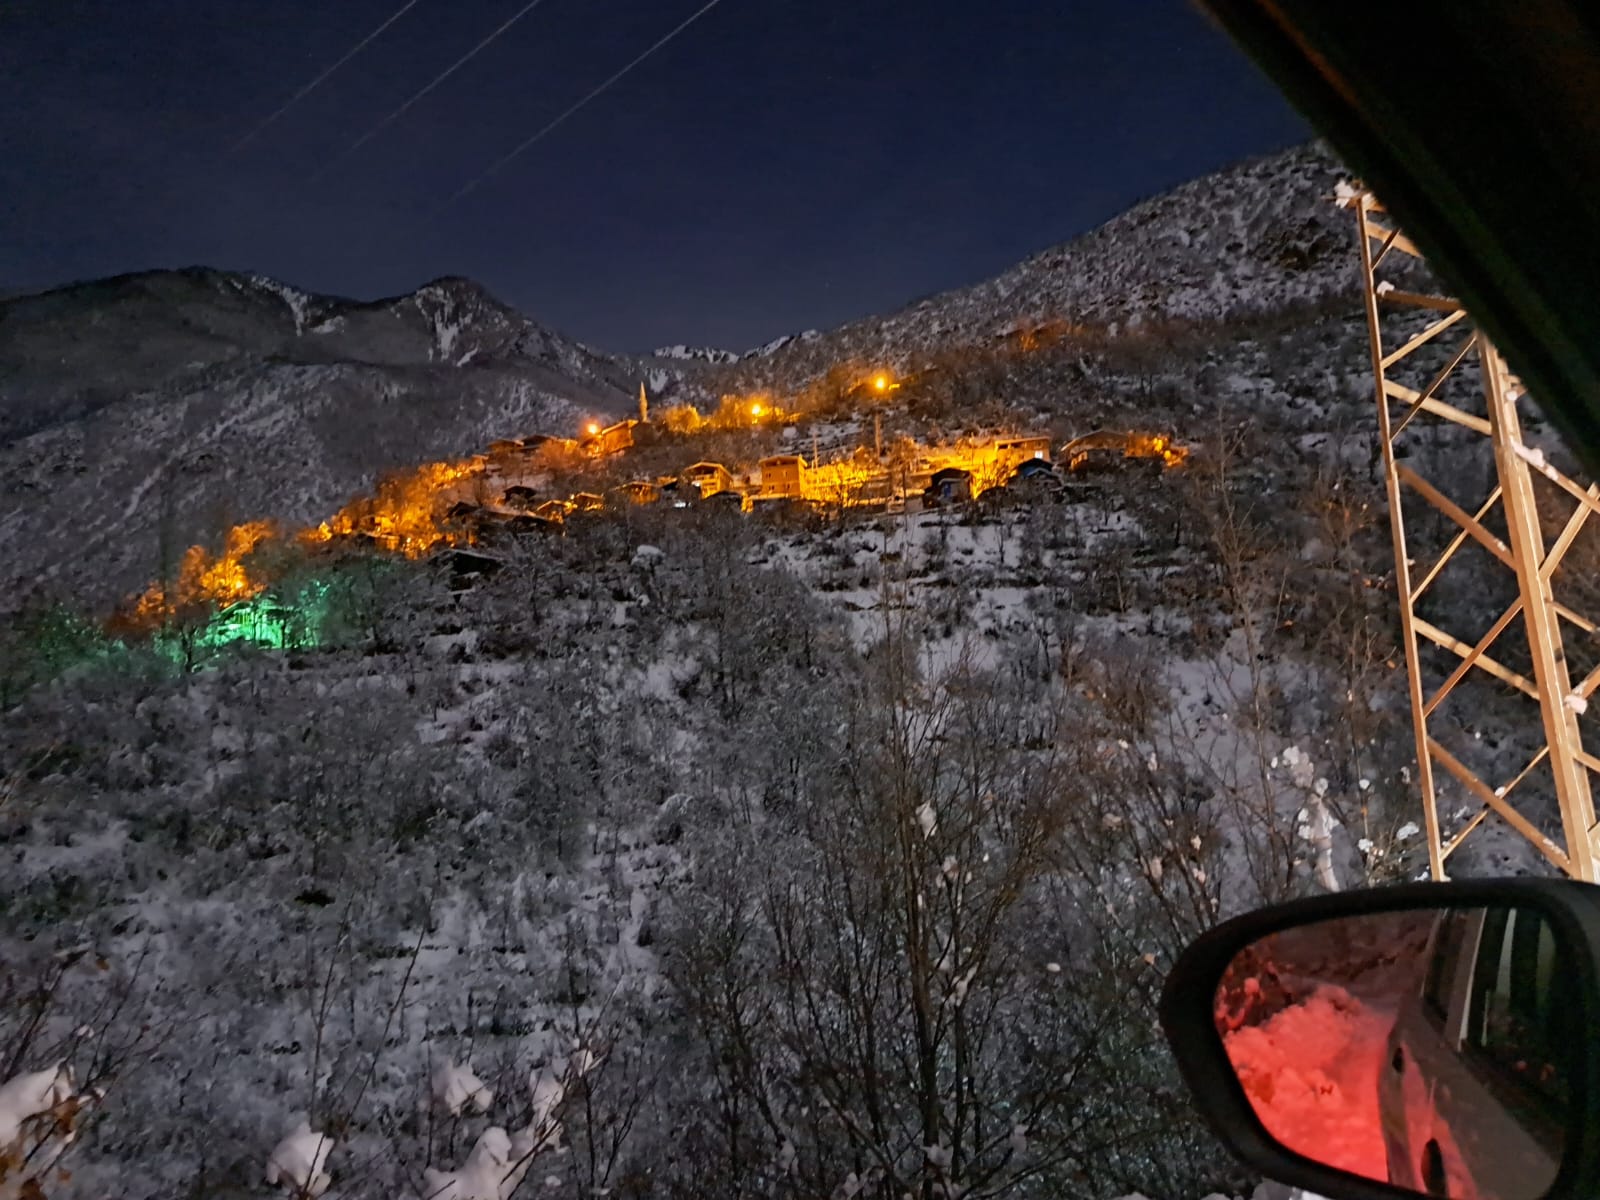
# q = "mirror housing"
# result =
<box><xmin>1161</xmin><ymin>881</ymin><xmax>1600</xmax><ymax>1200</ymax></box>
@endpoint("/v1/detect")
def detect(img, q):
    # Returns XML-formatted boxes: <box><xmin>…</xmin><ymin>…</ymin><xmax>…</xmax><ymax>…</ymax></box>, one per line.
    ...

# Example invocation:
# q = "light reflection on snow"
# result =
<box><xmin>1223</xmin><ymin>982</ymin><xmax>1395</xmax><ymax>1183</ymax></box>
<box><xmin>1212</xmin><ymin>907</ymin><xmax>1567</xmax><ymax>1200</ymax></box>
<box><xmin>1213</xmin><ymin>910</ymin><xmax>1434</xmax><ymax>1189</ymax></box>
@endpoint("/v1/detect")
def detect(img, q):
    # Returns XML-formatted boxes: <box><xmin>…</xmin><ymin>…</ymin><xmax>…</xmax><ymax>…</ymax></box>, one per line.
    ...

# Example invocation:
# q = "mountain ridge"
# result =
<box><xmin>688</xmin><ymin>141</ymin><xmax>1356</xmax><ymax>395</ymax></box>
<box><xmin>0</xmin><ymin>140</ymin><xmax>1362</xmax><ymax>612</ymax></box>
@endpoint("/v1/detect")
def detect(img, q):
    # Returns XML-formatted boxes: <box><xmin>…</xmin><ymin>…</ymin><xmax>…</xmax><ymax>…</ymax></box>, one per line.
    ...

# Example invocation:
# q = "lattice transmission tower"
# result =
<box><xmin>1347</xmin><ymin>188</ymin><xmax>1600</xmax><ymax>881</ymax></box>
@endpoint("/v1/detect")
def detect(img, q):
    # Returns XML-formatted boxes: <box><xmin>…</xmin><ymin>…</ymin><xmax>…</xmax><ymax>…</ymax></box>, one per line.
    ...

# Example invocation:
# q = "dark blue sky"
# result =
<box><xmin>1</xmin><ymin>0</ymin><xmax>1307</xmax><ymax>352</ymax></box>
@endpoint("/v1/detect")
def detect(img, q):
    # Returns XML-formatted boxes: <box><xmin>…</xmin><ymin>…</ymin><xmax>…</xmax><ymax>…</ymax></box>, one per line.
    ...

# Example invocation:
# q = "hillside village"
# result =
<box><xmin>354</xmin><ymin>410</ymin><xmax>1180</xmax><ymax>554</ymax></box>
<box><xmin>107</xmin><ymin>366</ymin><xmax>1190</xmax><ymax>641</ymax></box>
<box><xmin>6</xmin><ymin>142</ymin><xmax>1562</xmax><ymax>1200</ymax></box>
<box><xmin>477</xmin><ymin>387</ymin><xmax>1181</xmax><ymax>519</ymax></box>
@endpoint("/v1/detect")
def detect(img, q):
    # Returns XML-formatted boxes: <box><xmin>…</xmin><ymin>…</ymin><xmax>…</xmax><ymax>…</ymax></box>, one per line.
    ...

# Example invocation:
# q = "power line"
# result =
<box><xmin>446</xmin><ymin>0</ymin><xmax>726</xmax><ymax>206</ymax></box>
<box><xmin>312</xmin><ymin>0</ymin><xmax>550</xmax><ymax>182</ymax></box>
<box><xmin>230</xmin><ymin>0</ymin><xmax>429</xmax><ymax>155</ymax></box>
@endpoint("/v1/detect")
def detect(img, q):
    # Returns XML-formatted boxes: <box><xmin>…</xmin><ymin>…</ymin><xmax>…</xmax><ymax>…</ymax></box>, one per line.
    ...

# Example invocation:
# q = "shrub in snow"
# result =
<box><xmin>264</xmin><ymin>1118</ymin><xmax>334</xmax><ymax>1198</ymax></box>
<box><xmin>0</xmin><ymin>1063</ymin><xmax>74</xmax><ymax>1155</ymax></box>
<box><xmin>433</xmin><ymin>1059</ymin><xmax>494</xmax><ymax>1117</ymax></box>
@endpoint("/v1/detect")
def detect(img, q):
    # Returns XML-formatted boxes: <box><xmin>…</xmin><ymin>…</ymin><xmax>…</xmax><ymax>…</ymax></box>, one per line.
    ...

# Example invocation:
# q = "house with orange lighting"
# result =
<box><xmin>1061</xmin><ymin>430</ymin><xmax>1134</xmax><ymax>471</ymax></box>
<box><xmin>1060</xmin><ymin>430</ymin><xmax>1188</xmax><ymax>473</ymax></box>
<box><xmin>924</xmin><ymin>466</ymin><xmax>973</xmax><ymax>506</ymax></box>
<box><xmin>583</xmin><ymin>419</ymin><xmax>640</xmax><ymax>457</ymax></box>
<box><xmin>757</xmin><ymin>454</ymin><xmax>807</xmax><ymax>499</ymax></box>
<box><xmin>683</xmin><ymin>461</ymin><xmax>734</xmax><ymax>498</ymax></box>
<box><xmin>513</xmin><ymin>434</ymin><xmax>581</xmax><ymax>464</ymax></box>
<box><xmin>994</xmin><ymin>434</ymin><xmax>1054</xmax><ymax>466</ymax></box>
<box><xmin>614</xmin><ymin>480</ymin><xmax>661</xmax><ymax>505</ymax></box>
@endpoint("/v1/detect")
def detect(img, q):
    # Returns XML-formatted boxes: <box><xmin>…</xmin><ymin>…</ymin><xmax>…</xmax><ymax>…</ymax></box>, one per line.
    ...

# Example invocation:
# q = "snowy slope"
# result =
<box><xmin>0</xmin><ymin>142</ymin><xmax>1363</xmax><ymax>612</ymax></box>
<box><xmin>0</xmin><ymin>272</ymin><xmax>700</xmax><ymax>609</ymax></box>
<box><xmin>0</xmin><ymin>270</ymin><xmax>643</xmax><ymax>444</ymax></box>
<box><xmin>698</xmin><ymin>143</ymin><xmax>1360</xmax><ymax>393</ymax></box>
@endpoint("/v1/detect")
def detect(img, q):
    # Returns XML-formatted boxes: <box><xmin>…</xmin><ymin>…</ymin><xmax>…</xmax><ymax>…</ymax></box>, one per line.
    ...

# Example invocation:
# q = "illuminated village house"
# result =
<box><xmin>1061</xmin><ymin>430</ymin><xmax>1135</xmax><ymax>471</ymax></box>
<box><xmin>994</xmin><ymin>435</ymin><xmax>1054</xmax><ymax>466</ymax></box>
<box><xmin>497</xmin><ymin>434</ymin><xmax>578</xmax><ymax>468</ymax></box>
<box><xmin>1060</xmin><ymin>430</ymin><xmax>1185</xmax><ymax>472</ymax></box>
<box><xmin>615</xmin><ymin>479</ymin><xmax>661</xmax><ymax>505</ymax></box>
<box><xmin>584</xmin><ymin>419</ymin><xmax>640</xmax><ymax>457</ymax></box>
<box><xmin>925</xmin><ymin>466</ymin><xmax>974</xmax><ymax>505</ymax></box>
<box><xmin>1008</xmin><ymin>457</ymin><xmax>1058</xmax><ymax>487</ymax></box>
<box><xmin>683</xmin><ymin>461</ymin><xmax>734</xmax><ymax>498</ymax></box>
<box><xmin>757</xmin><ymin>454</ymin><xmax>807</xmax><ymax>499</ymax></box>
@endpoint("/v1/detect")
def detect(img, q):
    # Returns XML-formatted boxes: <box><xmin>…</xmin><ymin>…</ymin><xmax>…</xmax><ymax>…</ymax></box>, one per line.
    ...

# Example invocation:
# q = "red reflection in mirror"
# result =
<box><xmin>1214</xmin><ymin>907</ymin><xmax>1567</xmax><ymax>1200</ymax></box>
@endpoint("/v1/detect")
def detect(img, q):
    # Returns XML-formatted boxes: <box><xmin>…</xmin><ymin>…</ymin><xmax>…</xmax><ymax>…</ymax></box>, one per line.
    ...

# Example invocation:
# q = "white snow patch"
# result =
<box><xmin>265</xmin><ymin>1118</ymin><xmax>334</xmax><ymax>1197</ymax></box>
<box><xmin>0</xmin><ymin>1063</ymin><xmax>74</xmax><ymax>1153</ymax></box>
<box><xmin>433</xmin><ymin>1059</ymin><xmax>494</xmax><ymax>1117</ymax></box>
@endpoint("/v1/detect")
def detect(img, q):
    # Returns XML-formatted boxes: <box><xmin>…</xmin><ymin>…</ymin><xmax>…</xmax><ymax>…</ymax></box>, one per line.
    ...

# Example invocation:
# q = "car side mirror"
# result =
<box><xmin>1160</xmin><ymin>881</ymin><xmax>1600</xmax><ymax>1200</ymax></box>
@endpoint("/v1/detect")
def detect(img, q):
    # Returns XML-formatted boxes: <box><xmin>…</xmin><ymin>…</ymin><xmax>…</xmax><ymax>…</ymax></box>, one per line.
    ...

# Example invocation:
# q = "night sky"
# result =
<box><xmin>2</xmin><ymin>0</ymin><xmax>1307</xmax><ymax>353</ymax></box>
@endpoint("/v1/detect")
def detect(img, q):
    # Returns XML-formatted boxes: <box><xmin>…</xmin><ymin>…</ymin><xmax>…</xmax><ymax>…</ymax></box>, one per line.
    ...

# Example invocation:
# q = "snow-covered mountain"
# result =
<box><xmin>652</xmin><ymin>343</ymin><xmax>741</xmax><ymax>365</ymax></box>
<box><xmin>700</xmin><ymin>143</ymin><xmax>1358</xmax><ymax>391</ymax></box>
<box><xmin>3</xmin><ymin>139</ymin><xmax>1550</xmax><ymax>1200</ymax></box>
<box><xmin>0</xmin><ymin>270</ymin><xmax>646</xmax><ymax>443</ymax></box>
<box><xmin>0</xmin><ymin>271</ymin><xmax>694</xmax><ymax>607</ymax></box>
<box><xmin>0</xmin><ymin>142</ymin><xmax>1356</xmax><ymax>610</ymax></box>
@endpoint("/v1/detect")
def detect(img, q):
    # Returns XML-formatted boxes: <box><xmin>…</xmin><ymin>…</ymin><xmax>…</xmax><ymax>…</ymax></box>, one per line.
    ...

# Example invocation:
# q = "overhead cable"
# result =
<box><xmin>446</xmin><ymin>0</ymin><xmax>726</xmax><ymax>205</ymax></box>
<box><xmin>313</xmin><ymin>0</ymin><xmax>551</xmax><ymax>181</ymax></box>
<box><xmin>230</xmin><ymin>0</ymin><xmax>429</xmax><ymax>154</ymax></box>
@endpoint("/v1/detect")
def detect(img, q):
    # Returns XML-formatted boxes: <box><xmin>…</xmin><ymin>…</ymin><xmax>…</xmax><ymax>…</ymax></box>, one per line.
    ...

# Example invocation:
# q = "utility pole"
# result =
<box><xmin>1350</xmin><ymin>187</ymin><xmax>1600</xmax><ymax>880</ymax></box>
<box><xmin>875</xmin><ymin>411</ymin><xmax>883</xmax><ymax>460</ymax></box>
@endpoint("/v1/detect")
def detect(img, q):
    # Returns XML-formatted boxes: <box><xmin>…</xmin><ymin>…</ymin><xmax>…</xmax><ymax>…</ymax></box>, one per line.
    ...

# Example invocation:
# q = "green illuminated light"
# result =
<box><xmin>156</xmin><ymin>579</ymin><xmax>333</xmax><ymax>660</ymax></box>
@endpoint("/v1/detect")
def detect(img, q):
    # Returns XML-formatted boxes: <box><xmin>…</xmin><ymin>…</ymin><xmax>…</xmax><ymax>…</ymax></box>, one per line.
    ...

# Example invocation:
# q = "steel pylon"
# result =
<box><xmin>1348</xmin><ymin>188</ymin><xmax>1600</xmax><ymax>881</ymax></box>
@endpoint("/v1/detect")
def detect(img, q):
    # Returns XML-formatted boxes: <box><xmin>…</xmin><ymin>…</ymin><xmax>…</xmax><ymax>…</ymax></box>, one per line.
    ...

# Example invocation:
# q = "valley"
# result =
<box><xmin>0</xmin><ymin>141</ymin><xmax>1561</xmax><ymax>1200</ymax></box>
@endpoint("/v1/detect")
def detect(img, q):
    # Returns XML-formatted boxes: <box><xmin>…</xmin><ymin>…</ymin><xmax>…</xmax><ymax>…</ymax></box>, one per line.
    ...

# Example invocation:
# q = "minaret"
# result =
<box><xmin>638</xmin><ymin>382</ymin><xmax>649</xmax><ymax>424</ymax></box>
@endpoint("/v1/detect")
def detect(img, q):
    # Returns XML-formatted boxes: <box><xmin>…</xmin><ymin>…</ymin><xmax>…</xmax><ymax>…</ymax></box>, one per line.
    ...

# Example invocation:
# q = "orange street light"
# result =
<box><xmin>751</xmin><ymin>402</ymin><xmax>764</xmax><ymax>417</ymax></box>
<box><xmin>872</xmin><ymin>373</ymin><xmax>890</xmax><ymax>392</ymax></box>
<box><xmin>585</xmin><ymin>421</ymin><xmax>602</xmax><ymax>436</ymax></box>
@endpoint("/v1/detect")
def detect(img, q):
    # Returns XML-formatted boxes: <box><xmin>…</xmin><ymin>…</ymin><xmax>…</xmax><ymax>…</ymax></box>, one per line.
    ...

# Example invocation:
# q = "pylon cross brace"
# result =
<box><xmin>1347</xmin><ymin>188</ymin><xmax>1600</xmax><ymax>880</ymax></box>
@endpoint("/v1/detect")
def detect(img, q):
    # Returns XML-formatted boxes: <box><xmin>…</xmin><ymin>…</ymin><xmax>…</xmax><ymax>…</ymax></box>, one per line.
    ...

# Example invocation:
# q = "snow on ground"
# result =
<box><xmin>1223</xmin><ymin>985</ymin><xmax>1393</xmax><ymax>1183</ymax></box>
<box><xmin>1218</xmin><ymin>911</ymin><xmax>1435</xmax><ymax>1188</ymax></box>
